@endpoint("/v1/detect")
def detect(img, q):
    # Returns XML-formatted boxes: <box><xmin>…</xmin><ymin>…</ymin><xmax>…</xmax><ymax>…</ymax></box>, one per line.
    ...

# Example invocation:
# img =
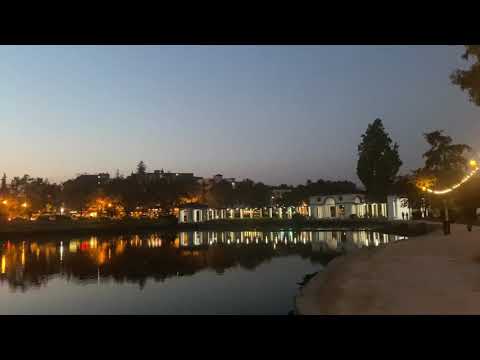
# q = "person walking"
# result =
<box><xmin>464</xmin><ymin>206</ymin><xmax>477</xmax><ymax>232</ymax></box>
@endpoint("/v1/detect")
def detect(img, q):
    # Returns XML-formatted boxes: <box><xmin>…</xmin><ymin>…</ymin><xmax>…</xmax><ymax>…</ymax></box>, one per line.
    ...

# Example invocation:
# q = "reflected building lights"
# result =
<box><xmin>0</xmin><ymin>229</ymin><xmax>410</xmax><ymax>293</ymax></box>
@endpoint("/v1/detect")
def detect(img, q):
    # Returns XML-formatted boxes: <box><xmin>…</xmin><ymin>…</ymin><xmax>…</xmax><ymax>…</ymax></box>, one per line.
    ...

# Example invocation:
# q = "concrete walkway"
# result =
<box><xmin>296</xmin><ymin>222</ymin><xmax>480</xmax><ymax>315</ymax></box>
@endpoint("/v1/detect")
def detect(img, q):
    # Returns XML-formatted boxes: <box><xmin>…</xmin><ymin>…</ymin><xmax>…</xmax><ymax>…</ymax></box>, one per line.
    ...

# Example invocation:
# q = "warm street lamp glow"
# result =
<box><xmin>470</xmin><ymin>159</ymin><xmax>478</xmax><ymax>168</ymax></box>
<box><xmin>2</xmin><ymin>200</ymin><xmax>7</xmax><ymax>205</ymax></box>
<box><xmin>21</xmin><ymin>202</ymin><xmax>27</xmax><ymax>208</ymax></box>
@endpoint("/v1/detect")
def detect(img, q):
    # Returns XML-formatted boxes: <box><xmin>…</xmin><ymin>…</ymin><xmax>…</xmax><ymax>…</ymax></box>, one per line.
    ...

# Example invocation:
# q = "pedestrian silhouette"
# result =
<box><xmin>402</xmin><ymin>213</ymin><xmax>405</xmax><ymax>220</ymax></box>
<box><xmin>406</xmin><ymin>213</ymin><xmax>409</xmax><ymax>220</ymax></box>
<box><xmin>464</xmin><ymin>206</ymin><xmax>476</xmax><ymax>232</ymax></box>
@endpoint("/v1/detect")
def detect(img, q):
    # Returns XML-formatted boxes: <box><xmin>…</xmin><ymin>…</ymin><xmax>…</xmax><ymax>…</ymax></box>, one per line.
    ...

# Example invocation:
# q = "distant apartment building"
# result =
<box><xmin>75</xmin><ymin>173</ymin><xmax>110</xmax><ymax>186</ymax></box>
<box><xmin>201</xmin><ymin>174</ymin><xmax>236</xmax><ymax>190</ymax></box>
<box><xmin>270</xmin><ymin>187</ymin><xmax>293</xmax><ymax>205</ymax></box>
<box><xmin>133</xmin><ymin>169</ymin><xmax>201</xmax><ymax>184</ymax></box>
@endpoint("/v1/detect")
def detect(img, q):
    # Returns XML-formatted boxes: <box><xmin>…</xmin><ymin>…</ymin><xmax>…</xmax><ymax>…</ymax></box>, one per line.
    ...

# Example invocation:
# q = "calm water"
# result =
<box><xmin>0</xmin><ymin>229</ymin><xmax>406</xmax><ymax>314</ymax></box>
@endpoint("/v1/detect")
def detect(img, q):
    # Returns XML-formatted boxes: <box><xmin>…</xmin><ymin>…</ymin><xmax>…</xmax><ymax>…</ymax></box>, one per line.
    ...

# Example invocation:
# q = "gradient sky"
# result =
<box><xmin>1</xmin><ymin>45</ymin><xmax>479</xmax><ymax>186</ymax></box>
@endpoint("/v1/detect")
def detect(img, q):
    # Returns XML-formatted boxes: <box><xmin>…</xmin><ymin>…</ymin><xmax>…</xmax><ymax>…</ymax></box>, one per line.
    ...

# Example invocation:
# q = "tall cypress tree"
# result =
<box><xmin>136</xmin><ymin>161</ymin><xmax>147</xmax><ymax>175</ymax></box>
<box><xmin>357</xmin><ymin>119</ymin><xmax>402</xmax><ymax>201</ymax></box>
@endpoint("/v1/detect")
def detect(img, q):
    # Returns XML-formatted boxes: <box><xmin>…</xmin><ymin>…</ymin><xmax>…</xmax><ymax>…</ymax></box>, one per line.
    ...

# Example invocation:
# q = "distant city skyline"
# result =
<box><xmin>1</xmin><ymin>45</ymin><xmax>479</xmax><ymax>186</ymax></box>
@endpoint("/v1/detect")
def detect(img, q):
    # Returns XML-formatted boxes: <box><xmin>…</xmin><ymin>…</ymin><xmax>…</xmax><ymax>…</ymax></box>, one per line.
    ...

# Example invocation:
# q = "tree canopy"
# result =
<box><xmin>136</xmin><ymin>161</ymin><xmax>147</xmax><ymax>175</ymax></box>
<box><xmin>420</xmin><ymin>130</ymin><xmax>471</xmax><ymax>188</ymax></box>
<box><xmin>357</xmin><ymin>118</ymin><xmax>402</xmax><ymax>201</ymax></box>
<box><xmin>451</xmin><ymin>45</ymin><xmax>480</xmax><ymax>107</ymax></box>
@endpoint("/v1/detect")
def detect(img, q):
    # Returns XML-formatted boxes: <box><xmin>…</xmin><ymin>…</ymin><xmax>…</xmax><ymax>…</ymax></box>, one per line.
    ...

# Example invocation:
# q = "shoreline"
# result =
<box><xmin>0</xmin><ymin>218</ymin><xmax>433</xmax><ymax>240</ymax></box>
<box><xmin>294</xmin><ymin>221</ymin><xmax>480</xmax><ymax>315</ymax></box>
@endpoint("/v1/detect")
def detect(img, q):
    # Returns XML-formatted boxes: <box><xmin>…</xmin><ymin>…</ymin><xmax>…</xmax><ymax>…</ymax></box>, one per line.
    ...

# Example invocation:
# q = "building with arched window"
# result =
<box><xmin>178</xmin><ymin>204</ymin><xmax>209</xmax><ymax>223</ymax></box>
<box><xmin>308</xmin><ymin>194</ymin><xmax>411</xmax><ymax>220</ymax></box>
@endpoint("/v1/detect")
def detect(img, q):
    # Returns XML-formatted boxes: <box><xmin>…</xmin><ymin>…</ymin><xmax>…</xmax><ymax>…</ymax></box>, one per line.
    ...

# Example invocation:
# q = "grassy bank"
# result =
<box><xmin>0</xmin><ymin>217</ymin><xmax>178</xmax><ymax>239</ymax></box>
<box><xmin>0</xmin><ymin>216</ymin><xmax>436</xmax><ymax>240</ymax></box>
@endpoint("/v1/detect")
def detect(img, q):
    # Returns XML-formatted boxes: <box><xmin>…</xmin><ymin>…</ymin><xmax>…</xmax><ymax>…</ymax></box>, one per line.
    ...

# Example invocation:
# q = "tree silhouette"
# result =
<box><xmin>0</xmin><ymin>173</ymin><xmax>7</xmax><ymax>195</ymax></box>
<box><xmin>451</xmin><ymin>45</ymin><xmax>480</xmax><ymax>107</ymax></box>
<box><xmin>421</xmin><ymin>130</ymin><xmax>471</xmax><ymax>188</ymax></box>
<box><xmin>136</xmin><ymin>161</ymin><xmax>147</xmax><ymax>175</ymax></box>
<box><xmin>357</xmin><ymin>118</ymin><xmax>402</xmax><ymax>201</ymax></box>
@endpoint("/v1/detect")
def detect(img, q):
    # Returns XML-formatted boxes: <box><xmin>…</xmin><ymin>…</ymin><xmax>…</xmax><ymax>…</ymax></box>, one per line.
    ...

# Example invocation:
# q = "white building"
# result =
<box><xmin>308</xmin><ymin>194</ymin><xmax>411</xmax><ymax>220</ymax></box>
<box><xmin>387</xmin><ymin>195</ymin><xmax>412</xmax><ymax>220</ymax></box>
<box><xmin>178</xmin><ymin>204</ymin><xmax>209</xmax><ymax>223</ymax></box>
<box><xmin>177</xmin><ymin>194</ymin><xmax>412</xmax><ymax>224</ymax></box>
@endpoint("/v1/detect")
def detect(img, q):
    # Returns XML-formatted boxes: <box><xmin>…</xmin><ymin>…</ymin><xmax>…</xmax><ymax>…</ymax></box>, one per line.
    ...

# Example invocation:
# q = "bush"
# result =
<box><xmin>291</xmin><ymin>214</ymin><xmax>307</xmax><ymax>222</ymax></box>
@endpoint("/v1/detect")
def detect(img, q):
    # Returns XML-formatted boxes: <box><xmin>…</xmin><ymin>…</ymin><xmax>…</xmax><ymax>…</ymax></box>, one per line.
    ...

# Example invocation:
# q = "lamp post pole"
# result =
<box><xmin>443</xmin><ymin>197</ymin><xmax>450</xmax><ymax>235</ymax></box>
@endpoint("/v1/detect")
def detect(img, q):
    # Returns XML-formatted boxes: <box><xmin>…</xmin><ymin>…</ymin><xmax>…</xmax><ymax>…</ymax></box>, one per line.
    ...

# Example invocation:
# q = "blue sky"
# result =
<box><xmin>1</xmin><ymin>45</ymin><xmax>479</xmax><ymax>186</ymax></box>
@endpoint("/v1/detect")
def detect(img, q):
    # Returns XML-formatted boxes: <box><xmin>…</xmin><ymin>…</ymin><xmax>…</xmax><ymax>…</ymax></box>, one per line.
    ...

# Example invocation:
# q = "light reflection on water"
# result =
<box><xmin>0</xmin><ymin>230</ymin><xmax>406</xmax><ymax>314</ymax></box>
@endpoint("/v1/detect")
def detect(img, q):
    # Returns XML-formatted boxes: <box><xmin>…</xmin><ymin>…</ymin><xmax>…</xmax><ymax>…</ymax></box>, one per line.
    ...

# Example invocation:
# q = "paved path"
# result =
<box><xmin>296</xmin><ymin>222</ymin><xmax>480</xmax><ymax>314</ymax></box>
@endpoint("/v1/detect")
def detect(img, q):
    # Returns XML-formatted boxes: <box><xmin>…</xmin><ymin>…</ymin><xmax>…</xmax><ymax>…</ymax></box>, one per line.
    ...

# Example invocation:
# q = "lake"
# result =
<box><xmin>0</xmin><ymin>229</ymin><xmax>406</xmax><ymax>314</ymax></box>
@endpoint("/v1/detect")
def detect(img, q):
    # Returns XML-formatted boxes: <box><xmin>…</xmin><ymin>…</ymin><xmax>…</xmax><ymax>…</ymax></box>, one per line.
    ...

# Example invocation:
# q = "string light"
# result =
<box><xmin>420</xmin><ymin>162</ymin><xmax>479</xmax><ymax>195</ymax></box>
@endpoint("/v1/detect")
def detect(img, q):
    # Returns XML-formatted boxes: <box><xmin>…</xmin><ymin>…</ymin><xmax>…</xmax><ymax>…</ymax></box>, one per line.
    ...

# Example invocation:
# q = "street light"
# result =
<box><xmin>470</xmin><ymin>159</ymin><xmax>478</xmax><ymax>168</ymax></box>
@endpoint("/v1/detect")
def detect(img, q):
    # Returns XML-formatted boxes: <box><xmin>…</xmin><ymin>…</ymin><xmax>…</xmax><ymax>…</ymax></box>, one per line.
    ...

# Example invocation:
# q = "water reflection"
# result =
<box><xmin>0</xmin><ymin>230</ymin><xmax>406</xmax><ymax>292</ymax></box>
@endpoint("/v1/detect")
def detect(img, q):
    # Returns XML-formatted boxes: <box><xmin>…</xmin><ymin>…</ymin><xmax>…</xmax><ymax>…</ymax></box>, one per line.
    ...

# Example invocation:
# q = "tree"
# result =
<box><xmin>61</xmin><ymin>175</ymin><xmax>100</xmax><ymax>210</ymax></box>
<box><xmin>136</xmin><ymin>161</ymin><xmax>147</xmax><ymax>175</ymax></box>
<box><xmin>280</xmin><ymin>179</ymin><xmax>360</xmax><ymax>207</ymax></box>
<box><xmin>451</xmin><ymin>45</ymin><xmax>480</xmax><ymax>106</ymax></box>
<box><xmin>421</xmin><ymin>130</ymin><xmax>471</xmax><ymax>188</ymax></box>
<box><xmin>0</xmin><ymin>173</ymin><xmax>7</xmax><ymax>195</ymax></box>
<box><xmin>416</xmin><ymin>130</ymin><xmax>472</xmax><ymax>220</ymax></box>
<box><xmin>454</xmin><ymin>170</ymin><xmax>480</xmax><ymax>219</ymax></box>
<box><xmin>357</xmin><ymin>118</ymin><xmax>402</xmax><ymax>201</ymax></box>
<box><xmin>205</xmin><ymin>180</ymin><xmax>235</xmax><ymax>208</ymax></box>
<box><xmin>391</xmin><ymin>174</ymin><xmax>423</xmax><ymax>209</ymax></box>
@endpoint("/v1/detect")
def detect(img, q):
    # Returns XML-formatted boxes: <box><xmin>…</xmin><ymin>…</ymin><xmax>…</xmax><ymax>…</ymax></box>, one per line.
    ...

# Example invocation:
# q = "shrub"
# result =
<box><xmin>292</xmin><ymin>213</ymin><xmax>307</xmax><ymax>222</ymax></box>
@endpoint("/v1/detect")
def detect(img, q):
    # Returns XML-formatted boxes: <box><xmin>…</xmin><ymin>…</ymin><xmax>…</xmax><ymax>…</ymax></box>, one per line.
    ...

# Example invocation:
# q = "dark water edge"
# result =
<box><xmin>297</xmin><ymin>271</ymin><xmax>319</xmax><ymax>287</ymax></box>
<box><xmin>287</xmin><ymin>271</ymin><xmax>319</xmax><ymax>315</ymax></box>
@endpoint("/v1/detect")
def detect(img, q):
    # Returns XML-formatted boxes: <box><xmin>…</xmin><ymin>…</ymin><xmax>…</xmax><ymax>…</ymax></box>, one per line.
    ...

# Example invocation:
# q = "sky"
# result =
<box><xmin>1</xmin><ymin>45</ymin><xmax>479</xmax><ymax>187</ymax></box>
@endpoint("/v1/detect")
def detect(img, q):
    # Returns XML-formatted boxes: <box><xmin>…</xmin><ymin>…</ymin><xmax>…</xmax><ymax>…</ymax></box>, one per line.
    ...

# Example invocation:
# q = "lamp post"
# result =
<box><xmin>443</xmin><ymin>197</ymin><xmax>450</xmax><ymax>235</ymax></box>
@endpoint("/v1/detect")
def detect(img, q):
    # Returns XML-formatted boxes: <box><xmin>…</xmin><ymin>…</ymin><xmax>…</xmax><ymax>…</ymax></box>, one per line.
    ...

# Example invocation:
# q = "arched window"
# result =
<box><xmin>324</xmin><ymin>198</ymin><xmax>335</xmax><ymax>206</ymax></box>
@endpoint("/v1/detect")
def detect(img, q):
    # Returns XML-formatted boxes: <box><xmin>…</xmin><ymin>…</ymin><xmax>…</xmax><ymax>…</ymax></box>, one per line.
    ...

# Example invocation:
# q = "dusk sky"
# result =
<box><xmin>1</xmin><ymin>45</ymin><xmax>479</xmax><ymax>186</ymax></box>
